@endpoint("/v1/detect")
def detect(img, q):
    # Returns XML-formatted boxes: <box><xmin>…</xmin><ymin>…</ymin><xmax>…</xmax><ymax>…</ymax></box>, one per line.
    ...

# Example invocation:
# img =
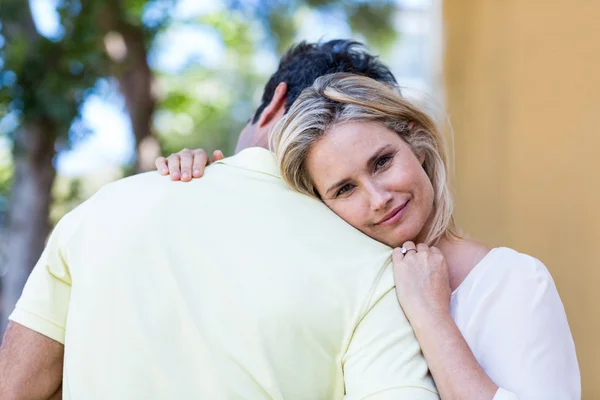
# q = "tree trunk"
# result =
<box><xmin>98</xmin><ymin>0</ymin><xmax>159</xmax><ymax>173</ymax></box>
<box><xmin>115</xmin><ymin>23</ymin><xmax>160</xmax><ymax>173</ymax></box>
<box><xmin>1</xmin><ymin>121</ymin><xmax>56</xmax><ymax>335</ymax></box>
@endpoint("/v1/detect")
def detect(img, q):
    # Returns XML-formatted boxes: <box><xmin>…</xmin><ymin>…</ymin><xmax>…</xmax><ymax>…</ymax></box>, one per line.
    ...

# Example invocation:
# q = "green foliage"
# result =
<box><xmin>154</xmin><ymin>1</ymin><xmax>400</xmax><ymax>157</ymax></box>
<box><xmin>0</xmin><ymin>0</ymin><xmax>107</xmax><ymax>143</ymax></box>
<box><xmin>154</xmin><ymin>10</ymin><xmax>265</xmax><ymax>155</ymax></box>
<box><xmin>0</xmin><ymin>0</ymin><xmax>175</xmax><ymax>147</ymax></box>
<box><xmin>0</xmin><ymin>162</ymin><xmax>11</xmax><ymax>198</ymax></box>
<box><xmin>155</xmin><ymin>66</ymin><xmax>259</xmax><ymax>155</ymax></box>
<box><xmin>123</xmin><ymin>0</ymin><xmax>176</xmax><ymax>34</ymax></box>
<box><xmin>347</xmin><ymin>3</ymin><xmax>399</xmax><ymax>53</ymax></box>
<box><xmin>0</xmin><ymin>148</ymin><xmax>12</xmax><ymax>227</ymax></box>
<box><xmin>221</xmin><ymin>0</ymin><xmax>398</xmax><ymax>54</ymax></box>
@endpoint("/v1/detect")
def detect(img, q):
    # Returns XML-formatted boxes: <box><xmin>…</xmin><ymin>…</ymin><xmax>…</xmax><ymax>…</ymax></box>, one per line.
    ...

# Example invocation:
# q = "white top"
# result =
<box><xmin>450</xmin><ymin>247</ymin><xmax>581</xmax><ymax>399</ymax></box>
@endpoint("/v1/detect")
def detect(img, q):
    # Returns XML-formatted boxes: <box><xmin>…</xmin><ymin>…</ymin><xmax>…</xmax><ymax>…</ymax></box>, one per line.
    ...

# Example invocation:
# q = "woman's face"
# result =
<box><xmin>306</xmin><ymin>121</ymin><xmax>434</xmax><ymax>248</ymax></box>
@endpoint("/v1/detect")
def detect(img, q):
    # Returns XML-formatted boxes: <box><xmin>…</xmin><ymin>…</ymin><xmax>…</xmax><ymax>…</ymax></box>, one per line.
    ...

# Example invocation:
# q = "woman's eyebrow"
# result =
<box><xmin>366</xmin><ymin>144</ymin><xmax>393</xmax><ymax>167</ymax></box>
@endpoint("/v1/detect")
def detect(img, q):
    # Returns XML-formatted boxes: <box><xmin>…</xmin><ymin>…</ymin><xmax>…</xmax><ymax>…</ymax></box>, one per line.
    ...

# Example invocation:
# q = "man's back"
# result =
<box><xmin>11</xmin><ymin>148</ymin><xmax>438</xmax><ymax>399</ymax></box>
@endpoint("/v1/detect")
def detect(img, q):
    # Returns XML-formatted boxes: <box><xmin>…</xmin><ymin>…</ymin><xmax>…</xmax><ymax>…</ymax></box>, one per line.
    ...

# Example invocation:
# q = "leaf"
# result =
<box><xmin>347</xmin><ymin>2</ymin><xmax>398</xmax><ymax>53</ymax></box>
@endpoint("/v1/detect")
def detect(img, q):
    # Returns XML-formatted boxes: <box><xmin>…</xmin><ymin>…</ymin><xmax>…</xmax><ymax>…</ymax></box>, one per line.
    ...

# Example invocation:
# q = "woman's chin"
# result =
<box><xmin>379</xmin><ymin>233</ymin><xmax>417</xmax><ymax>249</ymax></box>
<box><xmin>364</xmin><ymin>224</ymin><xmax>421</xmax><ymax>248</ymax></box>
<box><xmin>385</xmin><ymin>227</ymin><xmax>422</xmax><ymax>248</ymax></box>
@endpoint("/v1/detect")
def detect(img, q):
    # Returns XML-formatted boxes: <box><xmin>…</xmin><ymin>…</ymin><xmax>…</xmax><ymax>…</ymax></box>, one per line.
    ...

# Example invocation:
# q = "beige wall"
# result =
<box><xmin>444</xmin><ymin>0</ymin><xmax>600</xmax><ymax>397</ymax></box>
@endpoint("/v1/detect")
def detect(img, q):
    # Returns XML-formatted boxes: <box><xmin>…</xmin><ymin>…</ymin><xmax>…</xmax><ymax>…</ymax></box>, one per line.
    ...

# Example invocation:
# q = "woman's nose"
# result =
<box><xmin>369</xmin><ymin>186</ymin><xmax>393</xmax><ymax>212</ymax></box>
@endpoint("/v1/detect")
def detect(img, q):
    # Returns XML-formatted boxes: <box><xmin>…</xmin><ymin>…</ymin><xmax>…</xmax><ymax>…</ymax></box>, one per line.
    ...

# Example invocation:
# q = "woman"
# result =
<box><xmin>156</xmin><ymin>73</ymin><xmax>580</xmax><ymax>399</ymax></box>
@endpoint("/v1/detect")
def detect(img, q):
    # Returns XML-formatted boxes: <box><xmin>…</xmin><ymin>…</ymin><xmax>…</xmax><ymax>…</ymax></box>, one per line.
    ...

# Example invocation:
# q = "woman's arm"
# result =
<box><xmin>409</xmin><ymin>311</ymin><xmax>498</xmax><ymax>400</ymax></box>
<box><xmin>393</xmin><ymin>244</ymin><xmax>580</xmax><ymax>400</ymax></box>
<box><xmin>392</xmin><ymin>243</ymin><xmax>497</xmax><ymax>400</ymax></box>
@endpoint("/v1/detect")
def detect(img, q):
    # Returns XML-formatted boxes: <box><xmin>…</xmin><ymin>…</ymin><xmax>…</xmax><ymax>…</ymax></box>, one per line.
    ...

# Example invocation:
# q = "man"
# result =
<box><xmin>0</xmin><ymin>40</ymin><xmax>439</xmax><ymax>399</ymax></box>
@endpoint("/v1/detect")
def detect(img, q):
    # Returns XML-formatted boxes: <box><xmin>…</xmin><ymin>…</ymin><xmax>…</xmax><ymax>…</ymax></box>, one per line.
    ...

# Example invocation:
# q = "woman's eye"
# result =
<box><xmin>337</xmin><ymin>184</ymin><xmax>353</xmax><ymax>197</ymax></box>
<box><xmin>375</xmin><ymin>155</ymin><xmax>392</xmax><ymax>169</ymax></box>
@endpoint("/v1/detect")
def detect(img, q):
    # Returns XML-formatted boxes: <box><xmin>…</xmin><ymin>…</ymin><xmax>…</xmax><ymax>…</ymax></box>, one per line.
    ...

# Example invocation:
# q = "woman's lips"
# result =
<box><xmin>377</xmin><ymin>201</ymin><xmax>409</xmax><ymax>227</ymax></box>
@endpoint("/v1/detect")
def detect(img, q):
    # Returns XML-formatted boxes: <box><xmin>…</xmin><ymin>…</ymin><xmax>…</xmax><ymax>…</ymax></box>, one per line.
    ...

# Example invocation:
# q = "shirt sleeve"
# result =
<box><xmin>342</xmin><ymin>266</ymin><xmax>439</xmax><ymax>400</ymax></box>
<box><xmin>8</xmin><ymin>205</ymin><xmax>86</xmax><ymax>344</ymax></box>
<box><xmin>463</xmin><ymin>252</ymin><xmax>581</xmax><ymax>399</ymax></box>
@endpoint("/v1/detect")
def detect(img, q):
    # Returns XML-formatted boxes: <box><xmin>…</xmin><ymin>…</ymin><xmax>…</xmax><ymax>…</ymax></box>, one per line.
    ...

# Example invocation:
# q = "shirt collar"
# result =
<box><xmin>215</xmin><ymin>147</ymin><xmax>281</xmax><ymax>179</ymax></box>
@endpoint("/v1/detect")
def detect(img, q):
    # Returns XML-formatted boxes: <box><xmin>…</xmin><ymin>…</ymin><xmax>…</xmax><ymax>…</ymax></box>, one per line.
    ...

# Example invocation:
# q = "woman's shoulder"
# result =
<box><xmin>488</xmin><ymin>247</ymin><xmax>552</xmax><ymax>278</ymax></box>
<box><xmin>450</xmin><ymin>240</ymin><xmax>554</xmax><ymax>293</ymax></box>
<box><xmin>465</xmin><ymin>246</ymin><xmax>555</xmax><ymax>295</ymax></box>
<box><xmin>445</xmin><ymin>239</ymin><xmax>492</xmax><ymax>291</ymax></box>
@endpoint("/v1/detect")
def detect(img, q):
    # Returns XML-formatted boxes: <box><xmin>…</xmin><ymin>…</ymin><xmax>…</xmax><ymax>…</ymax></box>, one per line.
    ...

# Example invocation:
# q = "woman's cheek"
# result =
<box><xmin>386</xmin><ymin>164</ymin><xmax>411</xmax><ymax>188</ymax></box>
<box><xmin>336</xmin><ymin>200</ymin><xmax>363</xmax><ymax>227</ymax></box>
<box><xmin>351</xmin><ymin>200</ymin><xmax>370</xmax><ymax>230</ymax></box>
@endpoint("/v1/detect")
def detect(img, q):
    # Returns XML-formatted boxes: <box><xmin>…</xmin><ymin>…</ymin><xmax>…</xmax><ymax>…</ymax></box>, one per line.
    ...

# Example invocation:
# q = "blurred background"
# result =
<box><xmin>0</xmin><ymin>0</ymin><xmax>598</xmax><ymax>397</ymax></box>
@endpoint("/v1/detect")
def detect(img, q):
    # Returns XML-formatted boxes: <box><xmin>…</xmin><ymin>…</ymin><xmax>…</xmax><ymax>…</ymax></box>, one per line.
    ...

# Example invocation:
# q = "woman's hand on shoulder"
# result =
<box><xmin>392</xmin><ymin>241</ymin><xmax>452</xmax><ymax>322</ymax></box>
<box><xmin>155</xmin><ymin>148</ymin><xmax>224</xmax><ymax>181</ymax></box>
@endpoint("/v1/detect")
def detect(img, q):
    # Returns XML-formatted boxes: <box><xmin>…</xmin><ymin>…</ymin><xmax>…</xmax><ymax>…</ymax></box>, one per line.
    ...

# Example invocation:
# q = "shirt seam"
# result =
<box><xmin>12</xmin><ymin>305</ymin><xmax>67</xmax><ymax>332</ymax></box>
<box><xmin>215</xmin><ymin>159</ymin><xmax>281</xmax><ymax>179</ymax></box>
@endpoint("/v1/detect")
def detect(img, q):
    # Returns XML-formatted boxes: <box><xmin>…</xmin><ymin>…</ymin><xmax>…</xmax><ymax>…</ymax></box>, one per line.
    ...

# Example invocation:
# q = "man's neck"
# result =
<box><xmin>234</xmin><ymin>142</ymin><xmax>269</xmax><ymax>154</ymax></box>
<box><xmin>234</xmin><ymin>130</ymin><xmax>270</xmax><ymax>154</ymax></box>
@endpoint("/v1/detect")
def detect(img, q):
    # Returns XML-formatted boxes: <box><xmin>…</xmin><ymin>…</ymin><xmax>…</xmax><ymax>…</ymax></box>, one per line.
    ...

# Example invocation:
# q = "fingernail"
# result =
<box><xmin>161</xmin><ymin>168</ymin><xmax>168</xmax><ymax>174</ymax></box>
<box><xmin>182</xmin><ymin>173</ymin><xmax>189</xmax><ymax>179</ymax></box>
<box><xmin>193</xmin><ymin>169</ymin><xmax>200</xmax><ymax>175</ymax></box>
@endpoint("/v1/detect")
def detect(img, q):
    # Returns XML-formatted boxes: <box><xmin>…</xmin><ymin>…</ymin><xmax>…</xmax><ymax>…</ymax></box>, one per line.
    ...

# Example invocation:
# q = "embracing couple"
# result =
<box><xmin>0</xmin><ymin>40</ymin><xmax>580</xmax><ymax>399</ymax></box>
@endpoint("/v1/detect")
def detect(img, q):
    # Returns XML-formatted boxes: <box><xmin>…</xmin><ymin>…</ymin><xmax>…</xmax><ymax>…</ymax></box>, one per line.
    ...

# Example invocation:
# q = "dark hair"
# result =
<box><xmin>252</xmin><ymin>39</ymin><xmax>397</xmax><ymax>123</ymax></box>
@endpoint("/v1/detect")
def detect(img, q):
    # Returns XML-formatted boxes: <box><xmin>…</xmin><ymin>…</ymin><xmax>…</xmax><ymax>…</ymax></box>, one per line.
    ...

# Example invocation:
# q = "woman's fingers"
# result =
<box><xmin>393</xmin><ymin>241</ymin><xmax>418</xmax><ymax>266</ymax></box>
<box><xmin>155</xmin><ymin>157</ymin><xmax>169</xmax><ymax>175</ymax></box>
<box><xmin>157</xmin><ymin>148</ymin><xmax>224</xmax><ymax>180</ymax></box>
<box><xmin>212</xmin><ymin>150</ymin><xmax>224</xmax><ymax>162</ymax></box>
<box><xmin>395</xmin><ymin>242</ymin><xmax>439</xmax><ymax>268</ymax></box>
<box><xmin>430</xmin><ymin>246</ymin><xmax>442</xmax><ymax>254</ymax></box>
<box><xmin>416</xmin><ymin>243</ymin><xmax>430</xmax><ymax>253</ymax></box>
<box><xmin>402</xmin><ymin>241</ymin><xmax>416</xmax><ymax>251</ymax></box>
<box><xmin>166</xmin><ymin>154</ymin><xmax>181</xmax><ymax>181</ymax></box>
<box><xmin>179</xmin><ymin>149</ymin><xmax>196</xmax><ymax>181</ymax></box>
<box><xmin>187</xmin><ymin>149</ymin><xmax>207</xmax><ymax>178</ymax></box>
<box><xmin>394</xmin><ymin>241</ymin><xmax>418</xmax><ymax>263</ymax></box>
<box><xmin>392</xmin><ymin>247</ymin><xmax>406</xmax><ymax>262</ymax></box>
<box><xmin>191</xmin><ymin>149</ymin><xmax>224</xmax><ymax>177</ymax></box>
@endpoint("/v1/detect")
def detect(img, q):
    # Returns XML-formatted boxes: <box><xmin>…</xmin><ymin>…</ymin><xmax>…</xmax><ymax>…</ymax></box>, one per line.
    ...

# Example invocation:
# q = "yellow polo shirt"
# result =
<box><xmin>10</xmin><ymin>147</ymin><xmax>438</xmax><ymax>399</ymax></box>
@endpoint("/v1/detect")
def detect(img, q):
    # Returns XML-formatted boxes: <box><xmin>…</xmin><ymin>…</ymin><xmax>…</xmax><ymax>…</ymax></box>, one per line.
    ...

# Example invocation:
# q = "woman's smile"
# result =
<box><xmin>375</xmin><ymin>199</ymin><xmax>410</xmax><ymax>227</ymax></box>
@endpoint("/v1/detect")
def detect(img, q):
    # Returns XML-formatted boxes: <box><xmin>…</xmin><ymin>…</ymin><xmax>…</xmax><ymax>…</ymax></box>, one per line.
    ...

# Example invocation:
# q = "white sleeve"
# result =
<box><xmin>459</xmin><ymin>252</ymin><xmax>580</xmax><ymax>399</ymax></box>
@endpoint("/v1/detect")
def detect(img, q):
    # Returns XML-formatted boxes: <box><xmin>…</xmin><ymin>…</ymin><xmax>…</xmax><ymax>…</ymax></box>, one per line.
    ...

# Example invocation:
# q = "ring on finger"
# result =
<box><xmin>400</xmin><ymin>247</ymin><xmax>417</xmax><ymax>255</ymax></box>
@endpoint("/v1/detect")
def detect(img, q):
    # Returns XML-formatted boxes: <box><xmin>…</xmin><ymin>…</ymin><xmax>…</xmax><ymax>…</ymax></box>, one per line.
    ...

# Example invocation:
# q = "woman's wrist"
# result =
<box><xmin>407</xmin><ymin>305</ymin><xmax>453</xmax><ymax>335</ymax></box>
<box><xmin>408</xmin><ymin>309</ymin><xmax>499</xmax><ymax>400</ymax></box>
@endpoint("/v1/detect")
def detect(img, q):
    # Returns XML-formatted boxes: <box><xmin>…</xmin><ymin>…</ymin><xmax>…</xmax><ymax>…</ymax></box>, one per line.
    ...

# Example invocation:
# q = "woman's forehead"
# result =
<box><xmin>317</xmin><ymin>121</ymin><xmax>401</xmax><ymax>153</ymax></box>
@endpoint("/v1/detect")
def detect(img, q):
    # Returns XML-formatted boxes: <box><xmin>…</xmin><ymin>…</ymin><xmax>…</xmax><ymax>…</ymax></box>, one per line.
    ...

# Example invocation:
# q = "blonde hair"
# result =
<box><xmin>270</xmin><ymin>73</ymin><xmax>459</xmax><ymax>245</ymax></box>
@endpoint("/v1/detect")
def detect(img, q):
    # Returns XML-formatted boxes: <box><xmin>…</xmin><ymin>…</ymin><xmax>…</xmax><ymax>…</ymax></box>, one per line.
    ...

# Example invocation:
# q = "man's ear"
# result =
<box><xmin>257</xmin><ymin>82</ymin><xmax>288</xmax><ymax>128</ymax></box>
